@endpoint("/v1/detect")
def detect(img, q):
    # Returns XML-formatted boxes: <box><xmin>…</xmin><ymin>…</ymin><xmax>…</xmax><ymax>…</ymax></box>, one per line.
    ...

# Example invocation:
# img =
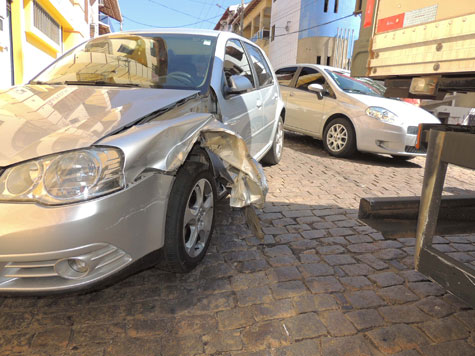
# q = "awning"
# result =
<box><xmin>99</xmin><ymin>0</ymin><xmax>122</xmax><ymax>23</ymax></box>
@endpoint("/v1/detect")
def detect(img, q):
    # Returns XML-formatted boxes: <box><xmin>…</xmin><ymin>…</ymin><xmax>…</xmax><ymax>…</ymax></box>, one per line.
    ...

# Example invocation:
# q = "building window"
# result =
<box><xmin>326</xmin><ymin>56</ymin><xmax>332</xmax><ymax>65</ymax></box>
<box><xmin>33</xmin><ymin>1</ymin><xmax>60</xmax><ymax>45</ymax></box>
<box><xmin>324</xmin><ymin>0</ymin><xmax>329</xmax><ymax>13</ymax></box>
<box><xmin>271</xmin><ymin>25</ymin><xmax>275</xmax><ymax>42</ymax></box>
<box><xmin>334</xmin><ymin>0</ymin><xmax>339</xmax><ymax>13</ymax></box>
<box><xmin>316</xmin><ymin>56</ymin><xmax>321</xmax><ymax>64</ymax></box>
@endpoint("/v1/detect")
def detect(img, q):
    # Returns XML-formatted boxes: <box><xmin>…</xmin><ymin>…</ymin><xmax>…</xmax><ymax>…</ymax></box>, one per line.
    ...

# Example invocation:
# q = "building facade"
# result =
<box><xmin>215</xmin><ymin>0</ymin><xmax>361</xmax><ymax>70</ymax></box>
<box><xmin>270</xmin><ymin>0</ymin><xmax>361</xmax><ymax>69</ymax></box>
<box><xmin>268</xmin><ymin>0</ymin><xmax>302</xmax><ymax>69</ymax></box>
<box><xmin>0</xmin><ymin>0</ymin><xmax>13</xmax><ymax>87</ymax></box>
<box><xmin>0</xmin><ymin>0</ymin><xmax>121</xmax><ymax>88</ymax></box>
<box><xmin>296</xmin><ymin>0</ymin><xmax>360</xmax><ymax>68</ymax></box>
<box><xmin>215</xmin><ymin>1</ymin><xmax>272</xmax><ymax>55</ymax></box>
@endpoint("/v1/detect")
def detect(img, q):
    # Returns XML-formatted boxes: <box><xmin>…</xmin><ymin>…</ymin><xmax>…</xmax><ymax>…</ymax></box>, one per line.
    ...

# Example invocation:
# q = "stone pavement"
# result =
<box><xmin>1</xmin><ymin>132</ymin><xmax>474</xmax><ymax>356</ymax></box>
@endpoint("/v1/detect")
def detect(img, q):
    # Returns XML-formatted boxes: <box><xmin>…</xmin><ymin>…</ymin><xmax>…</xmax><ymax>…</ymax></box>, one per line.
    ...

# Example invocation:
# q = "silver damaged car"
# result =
<box><xmin>0</xmin><ymin>30</ymin><xmax>284</xmax><ymax>293</ymax></box>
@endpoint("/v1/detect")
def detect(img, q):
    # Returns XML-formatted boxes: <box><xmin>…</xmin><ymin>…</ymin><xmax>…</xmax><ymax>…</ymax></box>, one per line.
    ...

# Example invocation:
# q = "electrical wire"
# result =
<box><xmin>146</xmin><ymin>0</ymin><xmax>216</xmax><ymax>25</ymax></box>
<box><xmin>270</xmin><ymin>0</ymin><xmax>319</xmax><ymax>25</ymax></box>
<box><xmin>274</xmin><ymin>13</ymin><xmax>355</xmax><ymax>38</ymax></box>
<box><xmin>200</xmin><ymin>0</ymin><xmax>217</xmax><ymax>29</ymax></box>
<box><xmin>123</xmin><ymin>13</ymin><xmax>222</xmax><ymax>28</ymax></box>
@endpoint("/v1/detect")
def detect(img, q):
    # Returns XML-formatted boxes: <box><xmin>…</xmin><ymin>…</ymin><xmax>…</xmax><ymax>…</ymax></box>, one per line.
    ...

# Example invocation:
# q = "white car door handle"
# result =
<box><xmin>256</xmin><ymin>100</ymin><xmax>263</xmax><ymax>108</ymax></box>
<box><xmin>272</xmin><ymin>93</ymin><xmax>278</xmax><ymax>100</ymax></box>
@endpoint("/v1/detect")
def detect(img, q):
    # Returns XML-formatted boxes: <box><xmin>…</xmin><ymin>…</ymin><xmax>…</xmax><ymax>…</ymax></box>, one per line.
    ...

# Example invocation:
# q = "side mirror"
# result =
<box><xmin>226</xmin><ymin>75</ymin><xmax>253</xmax><ymax>96</ymax></box>
<box><xmin>308</xmin><ymin>83</ymin><xmax>325</xmax><ymax>99</ymax></box>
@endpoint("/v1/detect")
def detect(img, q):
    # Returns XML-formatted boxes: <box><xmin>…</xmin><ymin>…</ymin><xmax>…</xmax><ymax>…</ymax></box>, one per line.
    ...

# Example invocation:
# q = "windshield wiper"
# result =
<box><xmin>63</xmin><ymin>80</ymin><xmax>144</xmax><ymax>88</ymax></box>
<box><xmin>29</xmin><ymin>80</ymin><xmax>65</xmax><ymax>85</ymax></box>
<box><xmin>345</xmin><ymin>89</ymin><xmax>364</xmax><ymax>94</ymax></box>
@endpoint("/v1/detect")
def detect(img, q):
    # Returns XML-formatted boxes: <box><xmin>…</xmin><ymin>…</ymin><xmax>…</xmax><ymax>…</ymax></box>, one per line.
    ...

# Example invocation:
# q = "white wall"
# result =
<box><xmin>269</xmin><ymin>0</ymin><xmax>301</xmax><ymax>69</ymax></box>
<box><xmin>23</xmin><ymin>41</ymin><xmax>56</xmax><ymax>82</ymax></box>
<box><xmin>0</xmin><ymin>0</ymin><xmax>13</xmax><ymax>87</ymax></box>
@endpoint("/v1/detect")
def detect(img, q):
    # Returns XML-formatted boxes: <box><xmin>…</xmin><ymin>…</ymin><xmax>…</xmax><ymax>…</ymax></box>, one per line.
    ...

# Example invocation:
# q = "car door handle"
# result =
<box><xmin>256</xmin><ymin>100</ymin><xmax>263</xmax><ymax>109</ymax></box>
<box><xmin>272</xmin><ymin>93</ymin><xmax>278</xmax><ymax>100</ymax></box>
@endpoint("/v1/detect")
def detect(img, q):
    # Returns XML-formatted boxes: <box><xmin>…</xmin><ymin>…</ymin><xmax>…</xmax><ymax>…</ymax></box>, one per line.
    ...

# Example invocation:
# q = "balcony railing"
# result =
<box><xmin>251</xmin><ymin>28</ymin><xmax>270</xmax><ymax>43</ymax></box>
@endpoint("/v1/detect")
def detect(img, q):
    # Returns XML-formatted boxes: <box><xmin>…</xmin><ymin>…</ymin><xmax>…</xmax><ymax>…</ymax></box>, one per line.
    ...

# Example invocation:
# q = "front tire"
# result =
<box><xmin>262</xmin><ymin>117</ymin><xmax>284</xmax><ymax>165</ymax></box>
<box><xmin>161</xmin><ymin>162</ymin><xmax>216</xmax><ymax>273</ymax></box>
<box><xmin>323</xmin><ymin>118</ymin><xmax>356</xmax><ymax>158</ymax></box>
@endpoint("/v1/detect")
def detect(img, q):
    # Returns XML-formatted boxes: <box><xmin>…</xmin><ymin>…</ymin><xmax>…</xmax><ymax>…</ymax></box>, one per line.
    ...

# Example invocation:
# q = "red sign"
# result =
<box><xmin>363</xmin><ymin>0</ymin><xmax>376</xmax><ymax>28</ymax></box>
<box><xmin>377</xmin><ymin>13</ymin><xmax>405</xmax><ymax>33</ymax></box>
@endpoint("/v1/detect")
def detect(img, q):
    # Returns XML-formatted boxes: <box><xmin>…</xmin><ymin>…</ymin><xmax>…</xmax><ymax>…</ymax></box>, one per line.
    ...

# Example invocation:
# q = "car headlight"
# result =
<box><xmin>0</xmin><ymin>147</ymin><xmax>125</xmax><ymax>205</ymax></box>
<box><xmin>366</xmin><ymin>106</ymin><xmax>400</xmax><ymax>124</ymax></box>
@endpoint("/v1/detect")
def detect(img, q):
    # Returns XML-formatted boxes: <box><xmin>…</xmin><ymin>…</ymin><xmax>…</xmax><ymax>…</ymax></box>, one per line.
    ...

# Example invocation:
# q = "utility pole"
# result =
<box><xmin>240</xmin><ymin>0</ymin><xmax>244</xmax><ymax>36</ymax></box>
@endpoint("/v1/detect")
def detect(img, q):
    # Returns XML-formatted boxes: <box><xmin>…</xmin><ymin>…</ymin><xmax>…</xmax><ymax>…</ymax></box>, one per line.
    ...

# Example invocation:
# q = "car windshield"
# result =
<box><xmin>325</xmin><ymin>69</ymin><xmax>385</xmax><ymax>97</ymax></box>
<box><xmin>31</xmin><ymin>34</ymin><xmax>217</xmax><ymax>92</ymax></box>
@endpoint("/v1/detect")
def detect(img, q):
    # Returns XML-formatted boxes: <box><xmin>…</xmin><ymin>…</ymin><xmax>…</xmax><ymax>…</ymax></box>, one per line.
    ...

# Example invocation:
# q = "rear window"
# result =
<box><xmin>275</xmin><ymin>67</ymin><xmax>297</xmax><ymax>87</ymax></box>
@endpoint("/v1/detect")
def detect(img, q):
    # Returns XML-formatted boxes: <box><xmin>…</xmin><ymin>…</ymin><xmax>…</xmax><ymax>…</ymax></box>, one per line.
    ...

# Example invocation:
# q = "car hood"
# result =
<box><xmin>347</xmin><ymin>93</ymin><xmax>440</xmax><ymax>125</ymax></box>
<box><xmin>0</xmin><ymin>85</ymin><xmax>199</xmax><ymax>166</ymax></box>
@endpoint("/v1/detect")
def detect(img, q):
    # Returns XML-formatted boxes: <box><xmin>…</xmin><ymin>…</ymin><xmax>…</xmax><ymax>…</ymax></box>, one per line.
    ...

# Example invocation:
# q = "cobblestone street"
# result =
<box><xmin>1</xmin><ymin>132</ymin><xmax>474</xmax><ymax>356</ymax></box>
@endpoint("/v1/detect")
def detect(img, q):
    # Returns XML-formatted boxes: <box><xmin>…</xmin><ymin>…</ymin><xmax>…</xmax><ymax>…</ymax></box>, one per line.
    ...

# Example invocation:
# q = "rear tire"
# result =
<box><xmin>323</xmin><ymin>117</ymin><xmax>356</xmax><ymax>158</ymax></box>
<box><xmin>161</xmin><ymin>162</ymin><xmax>216</xmax><ymax>273</ymax></box>
<box><xmin>262</xmin><ymin>117</ymin><xmax>284</xmax><ymax>165</ymax></box>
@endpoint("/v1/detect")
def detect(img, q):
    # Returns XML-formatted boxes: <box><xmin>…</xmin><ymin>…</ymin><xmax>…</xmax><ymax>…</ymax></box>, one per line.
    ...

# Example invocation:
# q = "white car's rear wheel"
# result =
<box><xmin>323</xmin><ymin>118</ymin><xmax>356</xmax><ymax>158</ymax></box>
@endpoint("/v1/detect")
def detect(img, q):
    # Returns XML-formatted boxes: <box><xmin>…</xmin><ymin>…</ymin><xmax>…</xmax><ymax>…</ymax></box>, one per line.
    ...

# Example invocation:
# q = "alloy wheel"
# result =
<box><xmin>182</xmin><ymin>178</ymin><xmax>214</xmax><ymax>258</ymax></box>
<box><xmin>326</xmin><ymin>123</ymin><xmax>348</xmax><ymax>152</ymax></box>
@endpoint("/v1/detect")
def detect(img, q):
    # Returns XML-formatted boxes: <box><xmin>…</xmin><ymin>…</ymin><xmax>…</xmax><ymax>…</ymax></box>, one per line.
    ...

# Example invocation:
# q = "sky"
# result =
<box><xmin>116</xmin><ymin>0</ymin><xmax>247</xmax><ymax>31</ymax></box>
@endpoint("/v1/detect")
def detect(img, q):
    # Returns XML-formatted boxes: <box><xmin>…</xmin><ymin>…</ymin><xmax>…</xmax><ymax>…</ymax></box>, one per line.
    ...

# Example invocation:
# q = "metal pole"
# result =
<box><xmin>240</xmin><ymin>0</ymin><xmax>244</xmax><ymax>36</ymax></box>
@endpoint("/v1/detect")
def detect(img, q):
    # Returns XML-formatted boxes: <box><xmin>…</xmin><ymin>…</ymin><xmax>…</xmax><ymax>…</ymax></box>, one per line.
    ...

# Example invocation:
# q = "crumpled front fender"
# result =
<box><xmin>97</xmin><ymin>112</ymin><xmax>267</xmax><ymax>208</ymax></box>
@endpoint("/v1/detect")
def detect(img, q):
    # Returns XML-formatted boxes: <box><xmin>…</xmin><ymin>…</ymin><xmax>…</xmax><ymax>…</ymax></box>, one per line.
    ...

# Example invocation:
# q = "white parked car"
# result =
<box><xmin>0</xmin><ymin>29</ymin><xmax>284</xmax><ymax>294</ymax></box>
<box><xmin>276</xmin><ymin>64</ymin><xmax>440</xmax><ymax>159</ymax></box>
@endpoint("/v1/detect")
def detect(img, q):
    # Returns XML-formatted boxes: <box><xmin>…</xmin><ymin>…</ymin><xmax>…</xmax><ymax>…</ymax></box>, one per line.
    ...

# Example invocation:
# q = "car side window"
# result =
<box><xmin>296</xmin><ymin>67</ymin><xmax>326</xmax><ymax>91</ymax></box>
<box><xmin>243</xmin><ymin>43</ymin><xmax>274</xmax><ymax>87</ymax></box>
<box><xmin>296</xmin><ymin>67</ymin><xmax>335</xmax><ymax>97</ymax></box>
<box><xmin>275</xmin><ymin>67</ymin><xmax>297</xmax><ymax>87</ymax></box>
<box><xmin>223</xmin><ymin>39</ymin><xmax>256</xmax><ymax>89</ymax></box>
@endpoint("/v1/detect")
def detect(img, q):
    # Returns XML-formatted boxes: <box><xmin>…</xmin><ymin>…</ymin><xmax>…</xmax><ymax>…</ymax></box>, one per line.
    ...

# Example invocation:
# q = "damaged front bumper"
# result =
<box><xmin>0</xmin><ymin>173</ymin><xmax>174</xmax><ymax>293</ymax></box>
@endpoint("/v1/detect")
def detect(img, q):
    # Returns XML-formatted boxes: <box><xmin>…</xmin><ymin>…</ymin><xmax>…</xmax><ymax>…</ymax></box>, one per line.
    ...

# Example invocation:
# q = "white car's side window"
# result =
<box><xmin>275</xmin><ymin>67</ymin><xmax>298</xmax><ymax>87</ymax></box>
<box><xmin>296</xmin><ymin>67</ymin><xmax>326</xmax><ymax>91</ymax></box>
<box><xmin>296</xmin><ymin>67</ymin><xmax>335</xmax><ymax>98</ymax></box>
<box><xmin>223</xmin><ymin>39</ymin><xmax>256</xmax><ymax>90</ymax></box>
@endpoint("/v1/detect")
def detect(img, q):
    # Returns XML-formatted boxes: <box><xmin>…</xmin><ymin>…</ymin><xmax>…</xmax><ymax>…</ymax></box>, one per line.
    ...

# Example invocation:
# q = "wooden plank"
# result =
<box><xmin>372</xmin><ymin>13</ymin><xmax>475</xmax><ymax>50</ymax></box>
<box><xmin>415</xmin><ymin>130</ymin><xmax>448</xmax><ymax>261</ymax></box>
<box><xmin>359</xmin><ymin>195</ymin><xmax>475</xmax><ymax>220</ymax></box>
<box><xmin>370</xmin><ymin>40</ymin><xmax>475</xmax><ymax>67</ymax></box>
<box><xmin>371</xmin><ymin>58</ymin><xmax>475</xmax><ymax>77</ymax></box>
<box><xmin>377</xmin><ymin>0</ymin><xmax>475</xmax><ymax>22</ymax></box>
<box><xmin>359</xmin><ymin>217</ymin><xmax>475</xmax><ymax>239</ymax></box>
<box><xmin>418</xmin><ymin>247</ymin><xmax>475</xmax><ymax>307</ymax></box>
<box><xmin>441</xmin><ymin>131</ymin><xmax>475</xmax><ymax>170</ymax></box>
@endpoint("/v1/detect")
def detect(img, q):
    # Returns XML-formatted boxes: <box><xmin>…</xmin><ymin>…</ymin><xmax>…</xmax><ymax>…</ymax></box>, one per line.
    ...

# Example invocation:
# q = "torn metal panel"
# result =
<box><xmin>200</xmin><ymin>123</ymin><xmax>268</xmax><ymax>209</ymax></box>
<box><xmin>99</xmin><ymin>113</ymin><xmax>268</xmax><ymax>209</ymax></box>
